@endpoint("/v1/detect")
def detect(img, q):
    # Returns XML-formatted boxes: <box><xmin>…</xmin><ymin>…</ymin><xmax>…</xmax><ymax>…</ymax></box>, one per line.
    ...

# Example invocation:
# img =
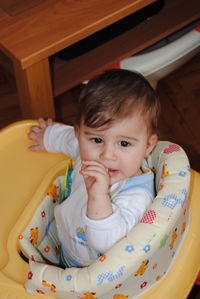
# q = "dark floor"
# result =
<box><xmin>0</xmin><ymin>51</ymin><xmax>200</xmax><ymax>298</ymax></box>
<box><xmin>188</xmin><ymin>284</ymin><xmax>200</xmax><ymax>299</ymax></box>
<box><xmin>156</xmin><ymin>52</ymin><xmax>200</xmax><ymax>173</ymax></box>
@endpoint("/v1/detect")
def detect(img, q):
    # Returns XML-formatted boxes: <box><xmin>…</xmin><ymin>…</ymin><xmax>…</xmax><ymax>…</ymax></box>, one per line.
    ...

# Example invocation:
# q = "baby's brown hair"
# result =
<box><xmin>77</xmin><ymin>69</ymin><xmax>160</xmax><ymax>133</ymax></box>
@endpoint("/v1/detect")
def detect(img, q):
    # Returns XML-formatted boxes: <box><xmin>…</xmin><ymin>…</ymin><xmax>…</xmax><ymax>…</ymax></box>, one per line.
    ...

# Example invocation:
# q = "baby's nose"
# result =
<box><xmin>100</xmin><ymin>146</ymin><xmax>117</xmax><ymax>161</ymax></box>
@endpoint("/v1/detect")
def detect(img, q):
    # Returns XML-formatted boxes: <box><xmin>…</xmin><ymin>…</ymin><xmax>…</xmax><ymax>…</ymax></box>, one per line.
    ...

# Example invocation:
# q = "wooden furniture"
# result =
<box><xmin>0</xmin><ymin>0</ymin><xmax>199</xmax><ymax>119</ymax></box>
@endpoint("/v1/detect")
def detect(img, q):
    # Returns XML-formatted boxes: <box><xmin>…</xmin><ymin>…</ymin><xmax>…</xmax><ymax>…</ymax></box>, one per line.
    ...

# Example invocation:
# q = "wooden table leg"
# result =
<box><xmin>13</xmin><ymin>58</ymin><xmax>55</xmax><ymax>119</ymax></box>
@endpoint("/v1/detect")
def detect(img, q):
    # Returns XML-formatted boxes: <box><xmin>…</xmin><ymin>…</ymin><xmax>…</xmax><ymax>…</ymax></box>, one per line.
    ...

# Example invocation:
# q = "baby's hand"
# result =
<box><xmin>80</xmin><ymin>161</ymin><xmax>112</xmax><ymax>219</ymax></box>
<box><xmin>28</xmin><ymin>118</ymin><xmax>52</xmax><ymax>151</ymax></box>
<box><xmin>80</xmin><ymin>160</ymin><xmax>110</xmax><ymax>199</ymax></box>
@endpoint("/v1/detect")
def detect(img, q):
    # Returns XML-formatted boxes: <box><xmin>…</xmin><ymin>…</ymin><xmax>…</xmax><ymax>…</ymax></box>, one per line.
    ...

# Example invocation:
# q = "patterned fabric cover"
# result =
<box><xmin>20</xmin><ymin>141</ymin><xmax>190</xmax><ymax>299</ymax></box>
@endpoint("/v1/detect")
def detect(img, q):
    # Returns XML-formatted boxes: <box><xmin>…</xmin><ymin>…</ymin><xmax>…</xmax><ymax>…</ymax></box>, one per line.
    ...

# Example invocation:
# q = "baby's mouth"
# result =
<box><xmin>108</xmin><ymin>169</ymin><xmax>119</xmax><ymax>177</ymax></box>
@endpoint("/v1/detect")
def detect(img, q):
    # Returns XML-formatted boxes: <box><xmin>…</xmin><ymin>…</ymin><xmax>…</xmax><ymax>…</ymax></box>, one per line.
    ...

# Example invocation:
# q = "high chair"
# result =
<box><xmin>0</xmin><ymin>120</ymin><xmax>200</xmax><ymax>299</ymax></box>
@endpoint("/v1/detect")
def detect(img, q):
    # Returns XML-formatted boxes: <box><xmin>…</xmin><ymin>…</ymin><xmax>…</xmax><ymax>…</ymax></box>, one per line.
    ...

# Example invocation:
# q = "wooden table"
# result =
<box><xmin>0</xmin><ymin>0</ymin><xmax>199</xmax><ymax>119</ymax></box>
<box><xmin>0</xmin><ymin>0</ymin><xmax>156</xmax><ymax>119</ymax></box>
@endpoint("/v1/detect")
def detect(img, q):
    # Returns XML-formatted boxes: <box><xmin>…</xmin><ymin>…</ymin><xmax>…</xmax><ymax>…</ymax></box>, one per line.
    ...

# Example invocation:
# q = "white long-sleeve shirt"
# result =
<box><xmin>44</xmin><ymin>124</ymin><xmax>155</xmax><ymax>267</ymax></box>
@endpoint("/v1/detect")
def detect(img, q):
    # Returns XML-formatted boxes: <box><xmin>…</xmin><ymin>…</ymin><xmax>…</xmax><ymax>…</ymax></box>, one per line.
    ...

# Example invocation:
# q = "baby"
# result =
<box><xmin>28</xmin><ymin>69</ymin><xmax>160</xmax><ymax>267</ymax></box>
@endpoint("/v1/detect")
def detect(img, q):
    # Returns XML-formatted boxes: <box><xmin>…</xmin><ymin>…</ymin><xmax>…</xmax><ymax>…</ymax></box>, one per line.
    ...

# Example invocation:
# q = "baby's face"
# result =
<box><xmin>76</xmin><ymin>113</ymin><xmax>157</xmax><ymax>185</ymax></box>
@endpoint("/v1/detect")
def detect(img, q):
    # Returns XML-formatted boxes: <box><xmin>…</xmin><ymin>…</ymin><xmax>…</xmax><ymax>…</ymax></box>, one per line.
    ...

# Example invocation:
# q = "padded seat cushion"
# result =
<box><xmin>21</xmin><ymin>141</ymin><xmax>190</xmax><ymax>299</ymax></box>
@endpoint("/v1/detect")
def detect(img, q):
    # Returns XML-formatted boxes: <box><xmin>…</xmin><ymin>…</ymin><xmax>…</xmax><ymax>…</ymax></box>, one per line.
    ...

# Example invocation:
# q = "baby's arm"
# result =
<box><xmin>28</xmin><ymin>118</ymin><xmax>79</xmax><ymax>159</ymax></box>
<box><xmin>83</xmin><ymin>190</ymin><xmax>152</xmax><ymax>253</ymax></box>
<box><xmin>28</xmin><ymin>118</ymin><xmax>53</xmax><ymax>151</ymax></box>
<box><xmin>80</xmin><ymin>160</ymin><xmax>113</xmax><ymax>220</ymax></box>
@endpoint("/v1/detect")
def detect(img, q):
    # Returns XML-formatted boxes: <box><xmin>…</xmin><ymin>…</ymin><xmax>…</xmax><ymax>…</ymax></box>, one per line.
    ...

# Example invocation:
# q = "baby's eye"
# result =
<box><xmin>120</xmin><ymin>141</ymin><xmax>130</xmax><ymax>147</ymax></box>
<box><xmin>91</xmin><ymin>137</ymin><xmax>103</xmax><ymax>144</ymax></box>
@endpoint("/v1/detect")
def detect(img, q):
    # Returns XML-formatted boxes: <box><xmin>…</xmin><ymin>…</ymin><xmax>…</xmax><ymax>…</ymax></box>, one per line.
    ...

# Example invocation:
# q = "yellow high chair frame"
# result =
<box><xmin>0</xmin><ymin>120</ymin><xmax>200</xmax><ymax>299</ymax></box>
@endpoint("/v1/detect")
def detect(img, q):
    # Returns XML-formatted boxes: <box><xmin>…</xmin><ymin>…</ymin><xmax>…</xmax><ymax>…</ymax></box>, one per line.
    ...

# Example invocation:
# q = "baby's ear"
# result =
<box><xmin>145</xmin><ymin>134</ymin><xmax>158</xmax><ymax>157</ymax></box>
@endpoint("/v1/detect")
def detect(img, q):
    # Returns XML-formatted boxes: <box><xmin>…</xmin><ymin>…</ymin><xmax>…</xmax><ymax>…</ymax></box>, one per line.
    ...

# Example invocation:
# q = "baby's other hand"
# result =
<box><xmin>28</xmin><ymin>118</ymin><xmax>52</xmax><ymax>151</ymax></box>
